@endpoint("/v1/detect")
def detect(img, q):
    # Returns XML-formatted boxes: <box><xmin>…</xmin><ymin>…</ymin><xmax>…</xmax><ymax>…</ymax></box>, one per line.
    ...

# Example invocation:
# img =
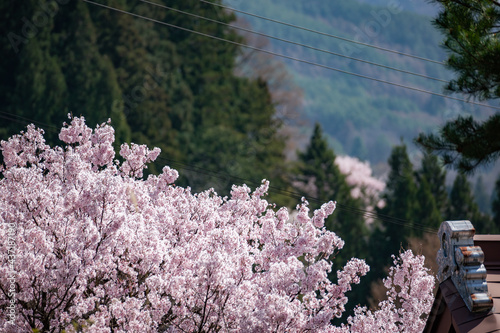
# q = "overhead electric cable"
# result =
<box><xmin>0</xmin><ymin>111</ymin><xmax>59</xmax><ymax>133</ymax></box>
<box><xmin>1</xmin><ymin>109</ymin><xmax>438</xmax><ymax>234</ymax></box>
<box><xmin>157</xmin><ymin>154</ymin><xmax>437</xmax><ymax>233</ymax></box>
<box><xmin>139</xmin><ymin>0</ymin><xmax>448</xmax><ymax>83</ymax></box>
<box><xmin>82</xmin><ymin>0</ymin><xmax>500</xmax><ymax>111</ymax></box>
<box><xmin>199</xmin><ymin>0</ymin><xmax>446</xmax><ymax>66</ymax></box>
<box><xmin>158</xmin><ymin>156</ymin><xmax>438</xmax><ymax>234</ymax></box>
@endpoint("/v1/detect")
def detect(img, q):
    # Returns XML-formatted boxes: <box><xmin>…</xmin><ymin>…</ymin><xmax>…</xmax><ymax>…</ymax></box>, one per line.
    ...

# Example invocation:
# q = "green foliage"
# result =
<box><xmin>294</xmin><ymin>123</ymin><xmax>370</xmax><ymax>319</ymax></box>
<box><xmin>0</xmin><ymin>0</ymin><xmax>291</xmax><ymax>205</ymax></box>
<box><xmin>378</xmin><ymin>143</ymin><xmax>417</xmax><ymax>238</ymax></box>
<box><xmin>416</xmin><ymin>115</ymin><xmax>500</xmax><ymax>173</ymax></box>
<box><xmin>295</xmin><ymin>124</ymin><xmax>368</xmax><ymax>263</ymax></box>
<box><xmin>370</xmin><ymin>143</ymin><xmax>417</xmax><ymax>279</ymax></box>
<box><xmin>449</xmin><ymin>173</ymin><xmax>496</xmax><ymax>233</ymax></box>
<box><xmin>432</xmin><ymin>0</ymin><xmax>500</xmax><ymax>99</ymax></box>
<box><xmin>491</xmin><ymin>175</ymin><xmax>500</xmax><ymax>231</ymax></box>
<box><xmin>225</xmin><ymin>0</ymin><xmax>450</xmax><ymax>163</ymax></box>
<box><xmin>417</xmin><ymin>0</ymin><xmax>500</xmax><ymax>173</ymax></box>
<box><xmin>296</xmin><ymin>124</ymin><xmax>343</xmax><ymax>203</ymax></box>
<box><xmin>448</xmin><ymin>173</ymin><xmax>477</xmax><ymax>218</ymax></box>
<box><xmin>414</xmin><ymin>177</ymin><xmax>442</xmax><ymax>236</ymax></box>
<box><xmin>416</xmin><ymin>153</ymin><xmax>448</xmax><ymax>219</ymax></box>
<box><xmin>0</xmin><ymin>0</ymin><xmax>131</xmax><ymax>146</ymax></box>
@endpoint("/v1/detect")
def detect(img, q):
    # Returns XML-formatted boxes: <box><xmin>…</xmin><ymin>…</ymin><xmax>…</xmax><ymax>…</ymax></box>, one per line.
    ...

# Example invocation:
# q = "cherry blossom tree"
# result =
<box><xmin>338</xmin><ymin>250</ymin><xmax>435</xmax><ymax>333</ymax></box>
<box><xmin>335</xmin><ymin>155</ymin><xmax>385</xmax><ymax>208</ymax></box>
<box><xmin>0</xmin><ymin>117</ymin><xmax>434</xmax><ymax>332</ymax></box>
<box><xmin>335</xmin><ymin>155</ymin><xmax>385</xmax><ymax>225</ymax></box>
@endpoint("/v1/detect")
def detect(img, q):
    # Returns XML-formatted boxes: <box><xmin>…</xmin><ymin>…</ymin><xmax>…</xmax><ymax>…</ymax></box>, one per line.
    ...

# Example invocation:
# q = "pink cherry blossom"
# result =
<box><xmin>335</xmin><ymin>155</ymin><xmax>385</xmax><ymax>204</ymax></box>
<box><xmin>335</xmin><ymin>155</ymin><xmax>386</xmax><ymax>223</ymax></box>
<box><xmin>339</xmin><ymin>250</ymin><xmax>435</xmax><ymax>333</ymax></box>
<box><xmin>0</xmin><ymin>117</ymin><xmax>434</xmax><ymax>332</ymax></box>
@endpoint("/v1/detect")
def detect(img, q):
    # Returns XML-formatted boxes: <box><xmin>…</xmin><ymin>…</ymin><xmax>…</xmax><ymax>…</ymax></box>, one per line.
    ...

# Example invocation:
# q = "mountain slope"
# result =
<box><xmin>225</xmin><ymin>0</ymin><xmax>494</xmax><ymax>166</ymax></box>
<box><xmin>357</xmin><ymin>0</ymin><xmax>439</xmax><ymax>16</ymax></box>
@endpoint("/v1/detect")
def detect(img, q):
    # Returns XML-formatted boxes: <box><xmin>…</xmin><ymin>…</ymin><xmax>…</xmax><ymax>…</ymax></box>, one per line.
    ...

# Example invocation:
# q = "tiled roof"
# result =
<box><xmin>424</xmin><ymin>234</ymin><xmax>500</xmax><ymax>333</ymax></box>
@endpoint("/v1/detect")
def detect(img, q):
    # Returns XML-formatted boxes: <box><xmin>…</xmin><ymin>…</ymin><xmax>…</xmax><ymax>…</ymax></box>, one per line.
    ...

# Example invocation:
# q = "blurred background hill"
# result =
<box><xmin>226</xmin><ymin>0</ymin><xmax>492</xmax><ymax>164</ymax></box>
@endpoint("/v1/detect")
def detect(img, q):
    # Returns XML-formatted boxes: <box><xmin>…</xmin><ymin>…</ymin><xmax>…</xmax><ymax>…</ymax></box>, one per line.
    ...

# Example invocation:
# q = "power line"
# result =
<box><xmin>139</xmin><ymin>0</ymin><xmax>448</xmax><ymax>84</ymax></box>
<box><xmin>199</xmin><ymin>0</ymin><xmax>446</xmax><ymax>66</ymax></box>
<box><xmin>158</xmin><ymin>156</ymin><xmax>438</xmax><ymax>234</ymax></box>
<box><xmin>0</xmin><ymin>111</ymin><xmax>59</xmax><ymax>133</ymax></box>
<box><xmin>82</xmin><ymin>0</ymin><xmax>500</xmax><ymax>111</ymax></box>
<box><xmin>0</xmin><ymin>109</ymin><xmax>437</xmax><ymax>234</ymax></box>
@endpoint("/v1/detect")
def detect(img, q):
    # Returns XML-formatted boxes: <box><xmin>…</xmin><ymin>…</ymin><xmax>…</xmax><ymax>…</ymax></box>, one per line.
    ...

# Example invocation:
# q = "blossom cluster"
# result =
<box><xmin>335</xmin><ymin>155</ymin><xmax>386</xmax><ymax>224</ymax></box>
<box><xmin>0</xmin><ymin>117</ymin><xmax>369</xmax><ymax>332</ymax></box>
<box><xmin>339</xmin><ymin>250</ymin><xmax>435</xmax><ymax>333</ymax></box>
<box><xmin>335</xmin><ymin>155</ymin><xmax>385</xmax><ymax>206</ymax></box>
<box><xmin>0</xmin><ymin>117</ymin><xmax>434</xmax><ymax>332</ymax></box>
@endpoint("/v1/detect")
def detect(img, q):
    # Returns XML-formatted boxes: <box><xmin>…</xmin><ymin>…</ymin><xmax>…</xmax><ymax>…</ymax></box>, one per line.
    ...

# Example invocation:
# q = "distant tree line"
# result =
<box><xmin>294</xmin><ymin>123</ymin><xmax>500</xmax><ymax>318</ymax></box>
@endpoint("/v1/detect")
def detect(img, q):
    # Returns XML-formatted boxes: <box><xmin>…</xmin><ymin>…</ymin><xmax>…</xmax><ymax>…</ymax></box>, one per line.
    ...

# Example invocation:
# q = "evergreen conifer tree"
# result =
<box><xmin>491</xmin><ymin>175</ymin><xmax>500</xmax><ymax>232</ymax></box>
<box><xmin>418</xmin><ymin>153</ymin><xmax>448</xmax><ymax>215</ymax></box>
<box><xmin>89</xmin><ymin>0</ymin><xmax>189</xmax><ymax>171</ymax></box>
<box><xmin>417</xmin><ymin>1</ymin><xmax>500</xmax><ymax>172</ymax></box>
<box><xmin>296</xmin><ymin>124</ymin><xmax>343</xmax><ymax>203</ymax></box>
<box><xmin>377</xmin><ymin>144</ymin><xmax>417</xmax><ymax>238</ymax></box>
<box><xmin>448</xmin><ymin>173</ymin><xmax>478</xmax><ymax>220</ymax></box>
<box><xmin>296</xmin><ymin>124</ymin><xmax>369</xmax><ymax>261</ymax></box>
<box><xmin>0</xmin><ymin>1</ymin><xmax>66</xmax><ymax>143</ymax></box>
<box><xmin>295</xmin><ymin>123</ymin><xmax>370</xmax><ymax>319</ymax></box>
<box><xmin>120</xmin><ymin>0</ymin><xmax>291</xmax><ymax>200</ymax></box>
<box><xmin>8</xmin><ymin>38</ymin><xmax>67</xmax><ymax>144</ymax></box>
<box><xmin>413</xmin><ymin>153</ymin><xmax>446</xmax><ymax>235</ymax></box>
<box><xmin>414</xmin><ymin>177</ymin><xmax>442</xmax><ymax>236</ymax></box>
<box><xmin>51</xmin><ymin>1</ymin><xmax>131</xmax><ymax>144</ymax></box>
<box><xmin>370</xmin><ymin>143</ymin><xmax>417</xmax><ymax>279</ymax></box>
<box><xmin>474</xmin><ymin>176</ymin><xmax>491</xmax><ymax>215</ymax></box>
<box><xmin>449</xmin><ymin>173</ymin><xmax>496</xmax><ymax>233</ymax></box>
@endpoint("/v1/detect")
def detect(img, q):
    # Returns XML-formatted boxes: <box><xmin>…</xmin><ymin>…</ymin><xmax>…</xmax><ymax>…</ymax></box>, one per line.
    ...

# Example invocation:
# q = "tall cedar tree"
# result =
<box><xmin>149</xmin><ymin>1</ymin><xmax>290</xmax><ymax>198</ymax></box>
<box><xmin>413</xmin><ymin>153</ymin><xmax>447</xmax><ymax>235</ymax></box>
<box><xmin>370</xmin><ymin>143</ymin><xmax>417</xmax><ymax>279</ymax></box>
<box><xmin>474</xmin><ymin>176</ymin><xmax>491</xmax><ymax>214</ymax></box>
<box><xmin>1</xmin><ymin>1</ymin><xmax>67</xmax><ymax>143</ymax></box>
<box><xmin>53</xmin><ymin>1</ymin><xmax>131</xmax><ymax>145</ymax></box>
<box><xmin>414</xmin><ymin>177</ymin><xmax>441</xmax><ymax>237</ymax></box>
<box><xmin>491</xmin><ymin>175</ymin><xmax>500</xmax><ymax>232</ymax></box>
<box><xmin>296</xmin><ymin>124</ymin><xmax>368</xmax><ymax>263</ymax></box>
<box><xmin>448</xmin><ymin>173</ymin><xmax>496</xmax><ymax>233</ymax></box>
<box><xmin>90</xmin><ymin>0</ymin><xmax>192</xmax><ymax>169</ymax></box>
<box><xmin>295</xmin><ymin>123</ymin><xmax>370</xmax><ymax>318</ymax></box>
<box><xmin>417</xmin><ymin>153</ymin><xmax>448</xmax><ymax>216</ymax></box>
<box><xmin>416</xmin><ymin>0</ymin><xmax>500</xmax><ymax>172</ymax></box>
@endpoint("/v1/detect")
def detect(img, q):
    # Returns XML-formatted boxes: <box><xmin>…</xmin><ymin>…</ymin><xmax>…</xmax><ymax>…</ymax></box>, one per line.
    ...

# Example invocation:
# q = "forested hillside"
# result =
<box><xmin>357</xmin><ymin>0</ymin><xmax>439</xmax><ymax>16</ymax></box>
<box><xmin>225</xmin><ymin>0</ymin><xmax>495</xmax><ymax>165</ymax></box>
<box><xmin>1</xmin><ymin>0</ymin><xmax>294</xmax><ymax>204</ymax></box>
